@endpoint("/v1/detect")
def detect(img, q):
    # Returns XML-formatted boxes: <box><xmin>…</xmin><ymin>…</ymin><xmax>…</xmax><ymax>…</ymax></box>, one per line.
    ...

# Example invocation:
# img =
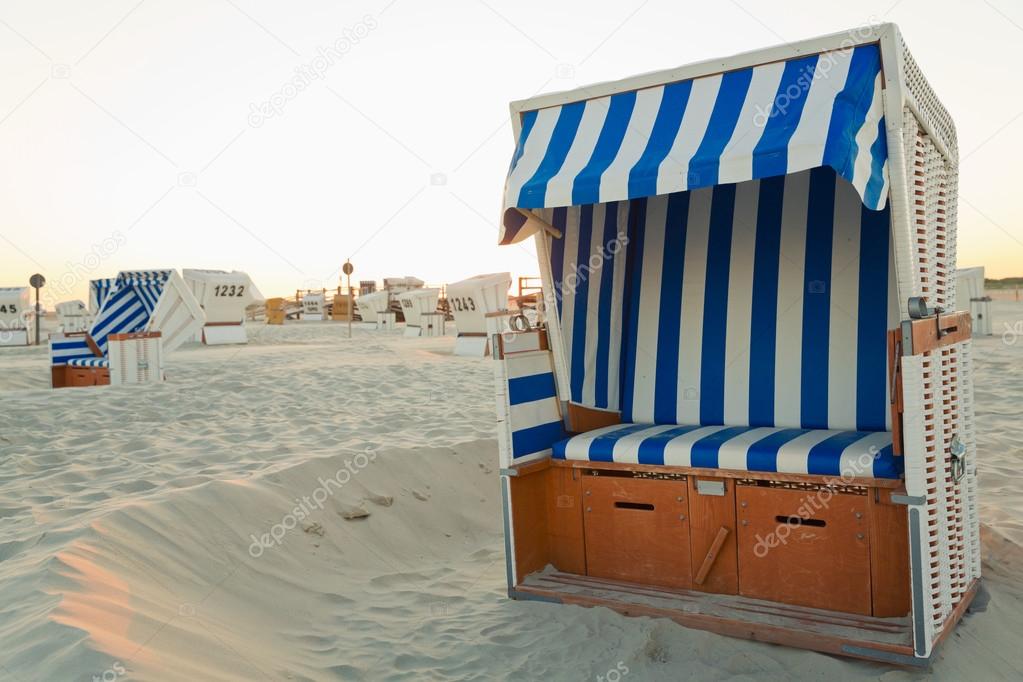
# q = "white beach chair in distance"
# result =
<box><xmin>383</xmin><ymin>276</ymin><xmax>424</xmax><ymax>293</ymax></box>
<box><xmin>183</xmin><ymin>269</ymin><xmax>264</xmax><ymax>345</ymax></box>
<box><xmin>955</xmin><ymin>267</ymin><xmax>992</xmax><ymax>336</ymax></box>
<box><xmin>49</xmin><ymin>270</ymin><xmax>203</xmax><ymax>388</ymax></box>
<box><xmin>55</xmin><ymin>300</ymin><xmax>92</xmax><ymax>333</ymax></box>
<box><xmin>447</xmin><ymin>272</ymin><xmax>512</xmax><ymax>356</ymax></box>
<box><xmin>356</xmin><ymin>289</ymin><xmax>388</xmax><ymax>325</ymax></box>
<box><xmin>300</xmin><ymin>292</ymin><xmax>326</xmax><ymax>320</ymax></box>
<box><xmin>0</xmin><ymin>287</ymin><xmax>33</xmax><ymax>347</ymax></box>
<box><xmin>398</xmin><ymin>288</ymin><xmax>440</xmax><ymax>337</ymax></box>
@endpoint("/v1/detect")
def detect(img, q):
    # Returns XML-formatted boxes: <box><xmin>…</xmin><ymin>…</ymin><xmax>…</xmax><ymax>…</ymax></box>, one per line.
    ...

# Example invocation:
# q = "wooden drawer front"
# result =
<box><xmin>737</xmin><ymin>485</ymin><xmax>871</xmax><ymax>615</ymax></box>
<box><xmin>70</xmin><ymin>369</ymin><xmax>96</xmax><ymax>387</ymax></box>
<box><xmin>583</xmin><ymin>475</ymin><xmax>692</xmax><ymax>589</ymax></box>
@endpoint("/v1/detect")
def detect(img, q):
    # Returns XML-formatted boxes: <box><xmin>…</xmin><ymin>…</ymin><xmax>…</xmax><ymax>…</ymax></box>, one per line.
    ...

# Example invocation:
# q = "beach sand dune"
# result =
<box><xmin>1</xmin><ymin>311</ymin><xmax>1022</xmax><ymax>680</ymax></box>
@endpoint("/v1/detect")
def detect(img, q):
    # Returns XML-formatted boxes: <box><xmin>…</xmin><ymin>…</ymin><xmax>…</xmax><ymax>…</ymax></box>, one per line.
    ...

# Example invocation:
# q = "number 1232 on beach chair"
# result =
<box><xmin>492</xmin><ymin>24</ymin><xmax>978</xmax><ymax>666</ymax></box>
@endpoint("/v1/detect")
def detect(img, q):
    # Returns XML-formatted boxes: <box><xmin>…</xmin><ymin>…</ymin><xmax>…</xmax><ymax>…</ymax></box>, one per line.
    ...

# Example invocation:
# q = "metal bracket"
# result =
<box><xmin>949</xmin><ymin>434</ymin><xmax>966</xmax><ymax>483</ymax></box>
<box><xmin>890</xmin><ymin>493</ymin><xmax>926</xmax><ymax>506</ymax></box>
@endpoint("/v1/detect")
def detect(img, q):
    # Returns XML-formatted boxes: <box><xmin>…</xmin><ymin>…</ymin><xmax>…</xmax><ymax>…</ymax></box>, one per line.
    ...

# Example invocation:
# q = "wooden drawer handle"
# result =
<box><xmin>614</xmin><ymin>501</ymin><xmax>654</xmax><ymax>511</ymax></box>
<box><xmin>775</xmin><ymin>516</ymin><xmax>826</xmax><ymax>527</ymax></box>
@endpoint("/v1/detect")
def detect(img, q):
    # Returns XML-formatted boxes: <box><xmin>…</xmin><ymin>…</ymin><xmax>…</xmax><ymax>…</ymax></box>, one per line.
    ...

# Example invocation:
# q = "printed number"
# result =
<box><xmin>450</xmin><ymin>296</ymin><xmax>476</xmax><ymax>312</ymax></box>
<box><xmin>401</xmin><ymin>298</ymin><xmax>413</xmax><ymax>308</ymax></box>
<box><xmin>0</xmin><ymin>304</ymin><xmax>16</xmax><ymax>314</ymax></box>
<box><xmin>213</xmin><ymin>285</ymin><xmax>246</xmax><ymax>298</ymax></box>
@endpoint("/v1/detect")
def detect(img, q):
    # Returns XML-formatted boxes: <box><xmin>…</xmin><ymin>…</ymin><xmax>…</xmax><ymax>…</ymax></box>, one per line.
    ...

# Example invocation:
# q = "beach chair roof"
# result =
<box><xmin>182</xmin><ymin>268</ymin><xmax>265</xmax><ymax>304</ymax></box>
<box><xmin>497</xmin><ymin>26</ymin><xmax>924</xmax><ymax>245</ymax></box>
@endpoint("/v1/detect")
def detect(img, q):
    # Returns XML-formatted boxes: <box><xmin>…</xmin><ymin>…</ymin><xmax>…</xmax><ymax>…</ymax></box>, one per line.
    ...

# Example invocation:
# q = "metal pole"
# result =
<box><xmin>34</xmin><ymin>287</ymin><xmax>40</xmax><ymax>345</ymax></box>
<box><xmin>347</xmin><ymin>273</ymin><xmax>352</xmax><ymax>339</ymax></box>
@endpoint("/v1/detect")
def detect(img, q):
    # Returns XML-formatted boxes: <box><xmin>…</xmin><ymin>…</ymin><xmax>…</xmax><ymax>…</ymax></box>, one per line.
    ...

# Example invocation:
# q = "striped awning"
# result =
<box><xmin>501</xmin><ymin>44</ymin><xmax>888</xmax><ymax>245</ymax></box>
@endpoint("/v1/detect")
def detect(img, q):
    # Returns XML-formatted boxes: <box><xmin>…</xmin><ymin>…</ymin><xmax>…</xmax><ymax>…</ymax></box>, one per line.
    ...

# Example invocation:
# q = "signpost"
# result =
<box><xmin>29</xmin><ymin>273</ymin><xmax>45</xmax><ymax>346</ymax></box>
<box><xmin>342</xmin><ymin>260</ymin><xmax>354</xmax><ymax>339</ymax></box>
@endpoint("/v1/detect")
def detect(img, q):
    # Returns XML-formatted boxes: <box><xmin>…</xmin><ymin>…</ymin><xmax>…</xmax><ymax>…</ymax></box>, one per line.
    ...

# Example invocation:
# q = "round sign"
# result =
<box><xmin>29</xmin><ymin>273</ymin><xmax>45</xmax><ymax>289</ymax></box>
<box><xmin>342</xmin><ymin>262</ymin><xmax>354</xmax><ymax>276</ymax></box>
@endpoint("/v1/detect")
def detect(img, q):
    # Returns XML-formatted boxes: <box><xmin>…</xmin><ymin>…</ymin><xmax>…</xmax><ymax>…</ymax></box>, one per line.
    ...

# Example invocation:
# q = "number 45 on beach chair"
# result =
<box><xmin>492</xmin><ymin>24</ymin><xmax>979</xmax><ymax>667</ymax></box>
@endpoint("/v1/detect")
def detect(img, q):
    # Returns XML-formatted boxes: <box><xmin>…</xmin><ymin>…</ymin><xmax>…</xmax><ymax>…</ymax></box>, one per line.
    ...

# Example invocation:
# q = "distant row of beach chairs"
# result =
<box><xmin>0</xmin><ymin>269</ymin><xmax>527</xmax><ymax>388</ymax></box>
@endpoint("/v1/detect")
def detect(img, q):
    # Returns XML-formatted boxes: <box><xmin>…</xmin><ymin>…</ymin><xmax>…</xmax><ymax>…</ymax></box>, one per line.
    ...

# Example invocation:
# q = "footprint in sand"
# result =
<box><xmin>412</xmin><ymin>490</ymin><xmax>430</xmax><ymax>502</ymax></box>
<box><xmin>365</xmin><ymin>492</ymin><xmax>393</xmax><ymax>507</ymax></box>
<box><xmin>303</xmin><ymin>522</ymin><xmax>325</xmax><ymax>536</ymax></box>
<box><xmin>339</xmin><ymin>504</ymin><xmax>371</xmax><ymax>520</ymax></box>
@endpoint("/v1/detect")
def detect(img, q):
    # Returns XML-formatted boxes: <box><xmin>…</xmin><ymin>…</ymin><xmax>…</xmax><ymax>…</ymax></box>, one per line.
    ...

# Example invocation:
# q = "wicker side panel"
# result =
<box><xmin>960</xmin><ymin>340</ymin><xmax>982</xmax><ymax>580</ymax></box>
<box><xmin>902</xmin><ymin>341</ymin><xmax>977</xmax><ymax>651</ymax></box>
<box><xmin>900</xmin><ymin>37</ymin><xmax>958</xmax><ymax>161</ymax></box>
<box><xmin>907</xmin><ymin>111</ymin><xmax>955</xmax><ymax>312</ymax></box>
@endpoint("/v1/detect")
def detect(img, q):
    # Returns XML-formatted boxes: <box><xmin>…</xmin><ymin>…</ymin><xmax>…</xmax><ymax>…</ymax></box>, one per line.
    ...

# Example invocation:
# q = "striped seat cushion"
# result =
<box><xmin>552</xmin><ymin>423</ymin><xmax>901</xmax><ymax>479</ymax></box>
<box><xmin>67</xmin><ymin>358</ymin><xmax>109</xmax><ymax>368</ymax></box>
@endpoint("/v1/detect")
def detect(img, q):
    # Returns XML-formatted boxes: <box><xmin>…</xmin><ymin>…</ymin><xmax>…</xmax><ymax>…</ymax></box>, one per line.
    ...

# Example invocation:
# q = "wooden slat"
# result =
<box><xmin>553</xmin><ymin>459</ymin><xmax>903</xmax><ymax>489</ymax></box>
<box><xmin>688</xmin><ymin>477</ymin><xmax>738</xmax><ymax>594</ymax></box>
<box><xmin>508</xmin><ymin>467</ymin><xmax>550</xmax><ymax>582</ymax></box>
<box><xmin>888</xmin><ymin>329</ymin><xmax>905</xmax><ymax>456</ymax></box>
<box><xmin>694</xmin><ymin>526</ymin><xmax>730</xmax><ymax>586</ymax></box>
<box><xmin>868</xmin><ymin>488</ymin><xmax>911</xmax><ymax>617</ymax></box>
<box><xmin>903</xmin><ymin>310</ymin><xmax>971</xmax><ymax>355</ymax></box>
<box><xmin>515</xmin><ymin>572</ymin><xmax>916</xmax><ymax>663</ymax></box>
<box><xmin>546</xmin><ymin>466</ymin><xmax>586</xmax><ymax>574</ymax></box>
<box><xmin>566</xmin><ymin>403</ymin><xmax>621</xmax><ymax>433</ymax></box>
<box><xmin>543</xmin><ymin>571</ymin><xmax>909</xmax><ymax>633</ymax></box>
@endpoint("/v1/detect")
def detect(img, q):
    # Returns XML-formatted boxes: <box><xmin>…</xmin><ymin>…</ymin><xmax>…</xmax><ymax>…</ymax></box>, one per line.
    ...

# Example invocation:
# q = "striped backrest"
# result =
<box><xmin>89</xmin><ymin>271</ymin><xmax>170</xmax><ymax>354</ymax></box>
<box><xmin>541</xmin><ymin>200</ymin><xmax>631</xmax><ymax>412</ymax></box>
<box><xmin>504</xmin><ymin>350</ymin><xmax>565</xmax><ymax>461</ymax></box>
<box><xmin>49</xmin><ymin>333</ymin><xmax>97</xmax><ymax>366</ymax></box>
<box><xmin>548</xmin><ymin>167</ymin><xmax>898</xmax><ymax>432</ymax></box>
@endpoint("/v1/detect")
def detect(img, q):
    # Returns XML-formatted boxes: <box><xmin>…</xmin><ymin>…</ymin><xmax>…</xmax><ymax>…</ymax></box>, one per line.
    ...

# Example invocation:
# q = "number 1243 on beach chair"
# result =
<box><xmin>492</xmin><ymin>24</ymin><xmax>978</xmax><ymax>666</ymax></box>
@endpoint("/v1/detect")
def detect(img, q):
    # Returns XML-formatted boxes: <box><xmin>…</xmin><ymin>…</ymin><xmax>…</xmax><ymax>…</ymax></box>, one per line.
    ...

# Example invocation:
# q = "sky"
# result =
<box><xmin>0</xmin><ymin>0</ymin><xmax>1021</xmax><ymax>305</ymax></box>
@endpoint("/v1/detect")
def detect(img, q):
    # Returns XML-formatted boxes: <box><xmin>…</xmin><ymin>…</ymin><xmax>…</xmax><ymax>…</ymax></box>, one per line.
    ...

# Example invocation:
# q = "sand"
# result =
<box><xmin>1</xmin><ymin>308</ymin><xmax>1022</xmax><ymax>681</ymax></box>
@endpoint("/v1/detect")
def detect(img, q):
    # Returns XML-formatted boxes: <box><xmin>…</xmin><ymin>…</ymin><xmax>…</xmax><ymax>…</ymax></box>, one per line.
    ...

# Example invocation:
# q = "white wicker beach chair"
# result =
<box><xmin>448</xmin><ymin>273</ymin><xmax>512</xmax><ymax>356</ymax></box>
<box><xmin>493</xmin><ymin>23</ymin><xmax>976</xmax><ymax>666</ymax></box>
<box><xmin>0</xmin><ymin>287</ymin><xmax>33</xmax><ymax>347</ymax></box>
<box><xmin>183</xmin><ymin>269</ymin><xmax>263</xmax><ymax>345</ymax></box>
<box><xmin>55</xmin><ymin>300</ymin><xmax>92</xmax><ymax>333</ymax></box>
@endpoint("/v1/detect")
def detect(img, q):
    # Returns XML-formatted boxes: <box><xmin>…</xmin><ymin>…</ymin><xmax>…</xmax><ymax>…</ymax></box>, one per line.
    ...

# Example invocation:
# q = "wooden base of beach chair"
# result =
<box><xmin>202</xmin><ymin>323</ymin><xmax>248</xmax><ymax>345</ymax></box>
<box><xmin>503</xmin><ymin>458</ymin><xmax>940</xmax><ymax>663</ymax></box>
<box><xmin>511</xmin><ymin>571</ymin><xmax>977</xmax><ymax>668</ymax></box>
<box><xmin>52</xmin><ymin>365</ymin><xmax>110</xmax><ymax>389</ymax></box>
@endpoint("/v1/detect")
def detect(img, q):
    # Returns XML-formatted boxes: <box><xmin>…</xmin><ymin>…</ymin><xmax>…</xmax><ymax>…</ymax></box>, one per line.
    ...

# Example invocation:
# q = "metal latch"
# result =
<box><xmin>949</xmin><ymin>434</ymin><xmax>966</xmax><ymax>483</ymax></box>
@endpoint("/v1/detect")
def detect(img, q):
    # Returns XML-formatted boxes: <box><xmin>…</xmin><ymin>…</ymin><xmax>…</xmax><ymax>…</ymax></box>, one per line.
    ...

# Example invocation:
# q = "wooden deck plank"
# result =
<box><xmin>516</xmin><ymin>571</ymin><xmax>915</xmax><ymax>659</ymax></box>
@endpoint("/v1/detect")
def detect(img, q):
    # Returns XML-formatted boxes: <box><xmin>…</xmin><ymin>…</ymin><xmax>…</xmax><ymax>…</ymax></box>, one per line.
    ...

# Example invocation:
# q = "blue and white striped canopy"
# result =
<box><xmin>501</xmin><ymin>45</ymin><xmax>888</xmax><ymax>245</ymax></box>
<box><xmin>89</xmin><ymin>278</ymin><xmax>116</xmax><ymax>314</ymax></box>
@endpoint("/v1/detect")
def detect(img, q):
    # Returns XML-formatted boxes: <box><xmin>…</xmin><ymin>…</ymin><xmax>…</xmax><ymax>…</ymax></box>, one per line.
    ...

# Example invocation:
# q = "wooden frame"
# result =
<box><xmin>502</xmin><ymin>457</ymin><xmax>961</xmax><ymax>666</ymax></box>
